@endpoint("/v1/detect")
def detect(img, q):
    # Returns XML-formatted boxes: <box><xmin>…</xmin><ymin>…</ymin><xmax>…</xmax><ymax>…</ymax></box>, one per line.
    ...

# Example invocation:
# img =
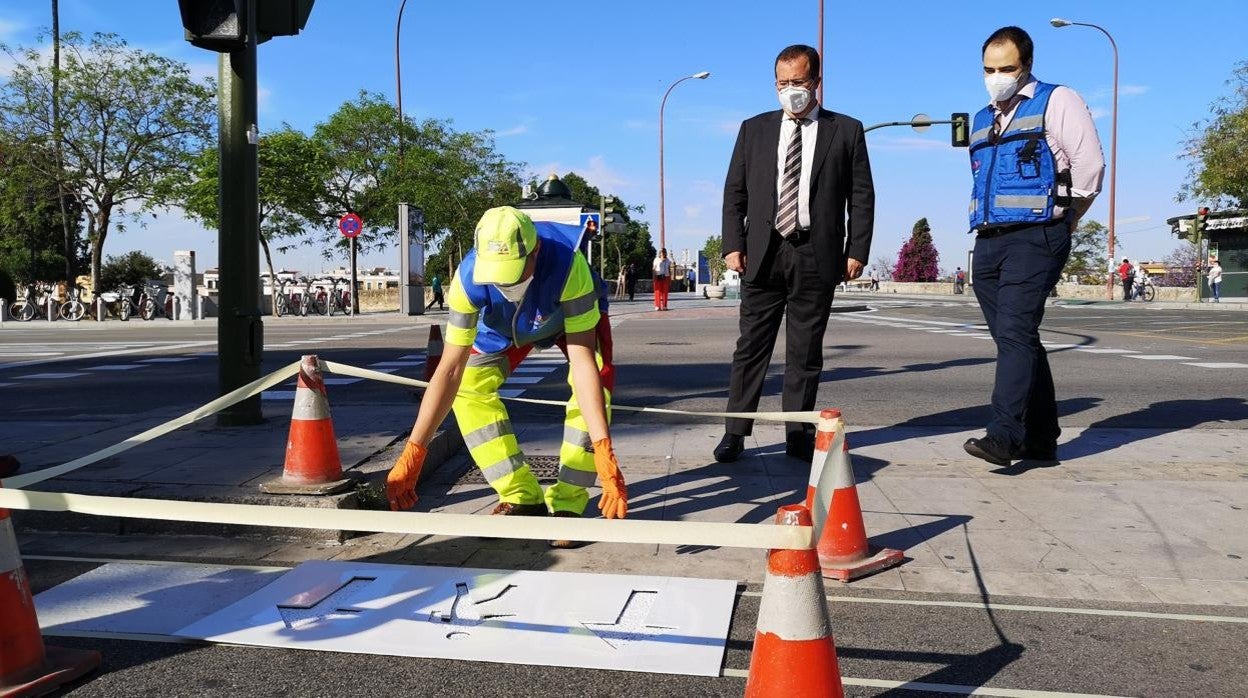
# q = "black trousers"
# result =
<box><xmin>724</xmin><ymin>232</ymin><xmax>835</xmax><ymax>443</ymax></box>
<box><xmin>971</xmin><ymin>220</ymin><xmax>1070</xmax><ymax>451</ymax></box>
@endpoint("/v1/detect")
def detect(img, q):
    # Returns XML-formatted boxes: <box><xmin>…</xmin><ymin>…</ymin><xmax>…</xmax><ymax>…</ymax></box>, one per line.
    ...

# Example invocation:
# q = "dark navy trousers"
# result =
<box><xmin>972</xmin><ymin>220</ymin><xmax>1071</xmax><ymax>451</ymax></box>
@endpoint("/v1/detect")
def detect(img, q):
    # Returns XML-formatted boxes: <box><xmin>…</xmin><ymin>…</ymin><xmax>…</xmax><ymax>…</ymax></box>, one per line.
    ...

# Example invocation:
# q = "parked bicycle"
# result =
<box><xmin>327</xmin><ymin>277</ymin><xmax>353</xmax><ymax>316</ymax></box>
<box><xmin>304</xmin><ymin>277</ymin><xmax>328</xmax><ymax>316</ymax></box>
<box><xmin>138</xmin><ymin>281</ymin><xmax>174</xmax><ymax>320</ymax></box>
<box><xmin>95</xmin><ymin>284</ymin><xmax>137</xmax><ymax>320</ymax></box>
<box><xmin>58</xmin><ymin>282</ymin><xmax>87</xmax><ymax>321</ymax></box>
<box><xmin>275</xmin><ymin>277</ymin><xmax>302</xmax><ymax>317</ymax></box>
<box><xmin>1134</xmin><ymin>275</ymin><xmax>1156</xmax><ymax>302</ymax></box>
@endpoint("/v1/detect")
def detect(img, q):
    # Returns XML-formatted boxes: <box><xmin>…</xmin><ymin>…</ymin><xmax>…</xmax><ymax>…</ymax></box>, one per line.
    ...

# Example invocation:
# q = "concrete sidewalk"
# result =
<box><xmin>8</xmin><ymin>399</ymin><xmax>1245</xmax><ymax>609</ymax></box>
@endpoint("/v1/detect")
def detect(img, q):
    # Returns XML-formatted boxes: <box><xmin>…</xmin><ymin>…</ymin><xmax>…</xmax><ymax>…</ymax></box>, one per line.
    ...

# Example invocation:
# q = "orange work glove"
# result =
<box><xmin>592</xmin><ymin>437</ymin><xmax>628</xmax><ymax>519</ymax></box>
<box><xmin>386</xmin><ymin>440</ymin><xmax>427</xmax><ymax>511</ymax></box>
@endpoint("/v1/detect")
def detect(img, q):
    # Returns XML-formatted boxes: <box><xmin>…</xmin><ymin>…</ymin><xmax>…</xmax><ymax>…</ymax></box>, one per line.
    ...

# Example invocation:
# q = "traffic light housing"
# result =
<box><xmin>179</xmin><ymin>0</ymin><xmax>314</xmax><ymax>52</ymax></box>
<box><xmin>951</xmin><ymin>112</ymin><xmax>970</xmax><ymax>148</ymax></box>
<box><xmin>1196</xmin><ymin>206</ymin><xmax>1210</xmax><ymax>234</ymax></box>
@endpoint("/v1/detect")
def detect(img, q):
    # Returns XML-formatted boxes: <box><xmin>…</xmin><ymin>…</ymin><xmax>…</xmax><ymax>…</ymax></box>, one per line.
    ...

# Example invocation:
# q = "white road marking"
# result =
<box><xmin>322</xmin><ymin>377</ymin><xmax>363</xmax><ymax>386</ymax></box>
<box><xmin>503</xmin><ymin>376</ymin><xmax>545</xmax><ymax>385</ymax></box>
<box><xmin>513</xmin><ymin>366</ymin><xmax>559</xmax><ymax>373</ymax></box>
<box><xmin>397</xmin><ymin>354</ymin><xmax>426</xmax><ymax>360</ymax></box>
<box><xmin>368</xmin><ymin>361</ymin><xmax>423</xmax><ymax>368</ymax></box>
<box><xmin>718</xmin><ymin>668</ymin><xmax>1129</xmax><ymax>696</ymax></box>
<box><xmin>24</xmin><ymin>554</ymin><xmax>290</xmax><ymax>571</ymax></box>
<box><xmin>0</xmin><ymin>352</ymin><xmax>64</xmax><ymax>357</ymax></box>
<box><xmin>15</xmin><ymin>372</ymin><xmax>82</xmax><ymax>380</ymax></box>
<box><xmin>1075</xmin><ymin>348</ymin><xmax>1139</xmax><ymax>354</ymax></box>
<box><xmin>1183</xmin><ymin>362</ymin><xmax>1248</xmax><ymax>369</ymax></box>
<box><xmin>498</xmin><ymin>389</ymin><xmax>526</xmax><ymax>398</ymax></box>
<box><xmin>0</xmin><ymin>383</ymin><xmax>15</xmax><ymax>388</ymax></box>
<box><xmin>83</xmin><ymin>365</ymin><xmax>143</xmax><ymax>371</ymax></box>
<box><xmin>737</xmin><ymin>591</ymin><xmax>1248</xmax><ymax>624</ymax></box>
<box><xmin>261</xmin><ymin>391</ymin><xmax>297</xmax><ymax>400</ymax></box>
<box><xmin>0</xmin><ymin>341</ymin><xmax>214</xmax><ymax>371</ymax></box>
<box><xmin>1125</xmin><ymin>354</ymin><xmax>1197</xmax><ymax>361</ymax></box>
<box><xmin>136</xmin><ymin>357</ymin><xmax>194</xmax><ymax>363</ymax></box>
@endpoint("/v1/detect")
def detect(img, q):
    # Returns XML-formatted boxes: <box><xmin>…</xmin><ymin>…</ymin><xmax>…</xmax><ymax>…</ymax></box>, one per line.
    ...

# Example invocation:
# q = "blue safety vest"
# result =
<box><xmin>968</xmin><ymin>81</ymin><xmax>1071</xmax><ymax>231</ymax></box>
<box><xmin>457</xmin><ymin>222</ymin><xmax>600</xmax><ymax>353</ymax></box>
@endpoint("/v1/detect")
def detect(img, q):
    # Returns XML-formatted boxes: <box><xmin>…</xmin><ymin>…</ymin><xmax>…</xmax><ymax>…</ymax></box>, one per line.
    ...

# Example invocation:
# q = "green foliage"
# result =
<box><xmin>0</xmin><ymin>32</ymin><xmax>215</xmax><ymax>290</ymax></box>
<box><xmin>0</xmin><ymin>134</ymin><xmax>85</xmax><ymax>285</ymax></box>
<box><xmin>1180</xmin><ymin>61</ymin><xmax>1248</xmax><ymax>208</ymax></box>
<box><xmin>553</xmin><ymin>172</ymin><xmax>654</xmax><ymax>282</ymax></box>
<box><xmin>1063</xmin><ymin>219</ymin><xmax>1109</xmax><ymax>284</ymax></box>
<box><xmin>98</xmin><ymin>250</ymin><xmax>166</xmax><ymax>291</ymax></box>
<box><xmin>702</xmin><ymin>236</ymin><xmax>725</xmax><ymax>284</ymax></box>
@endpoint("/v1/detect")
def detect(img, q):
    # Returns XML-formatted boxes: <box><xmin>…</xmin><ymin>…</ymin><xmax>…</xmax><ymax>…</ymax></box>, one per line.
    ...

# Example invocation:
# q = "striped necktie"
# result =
<box><xmin>777</xmin><ymin>118</ymin><xmax>805</xmax><ymax>236</ymax></box>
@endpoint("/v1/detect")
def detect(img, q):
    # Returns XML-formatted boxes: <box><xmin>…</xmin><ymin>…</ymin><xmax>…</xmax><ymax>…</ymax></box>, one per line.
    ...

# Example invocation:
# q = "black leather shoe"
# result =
<box><xmin>785</xmin><ymin>438</ymin><xmax>815</xmax><ymax>462</ymax></box>
<box><xmin>1013</xmin><ymin>444</ymin><xmax>1058</xmax><ymax>461</ymax></box>
<box><xmin>490</xmin><ymin>502</ymin><xmax>548</xmax><ymax>516</ymax></box>
<box><xmin>963</xmin><ymin>435</ymin><xmax>1012</xmax><ymax>466</ymax></box>
<box><xmin>713</xmin><ymin>434</ymin><xmax>745</xmax><ymax>463</ymax></box>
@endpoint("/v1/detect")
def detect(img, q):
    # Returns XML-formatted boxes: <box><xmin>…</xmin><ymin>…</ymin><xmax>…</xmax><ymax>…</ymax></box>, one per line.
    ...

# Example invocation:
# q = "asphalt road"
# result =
<box><xmin>6</xmin><ymin>293</ymin><xmax>1248</xmax><ymax>696</ymax></box>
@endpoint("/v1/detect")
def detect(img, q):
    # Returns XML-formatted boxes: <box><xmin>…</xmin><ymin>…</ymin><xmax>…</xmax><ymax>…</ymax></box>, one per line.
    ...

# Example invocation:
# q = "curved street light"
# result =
<box><xmin>395</xmin><ymin>0</ymin><xmax>412</xmax><ymax>162</ymax></box>
<box><xmin>1052</xmin><ymin>17</ymin><xmax>1118</xmax><ymax>300</ymax></box>
<box><xmin>658</xmin><ymin>71</ymin><xmax>711</xmax><ymax>254</ymax></box>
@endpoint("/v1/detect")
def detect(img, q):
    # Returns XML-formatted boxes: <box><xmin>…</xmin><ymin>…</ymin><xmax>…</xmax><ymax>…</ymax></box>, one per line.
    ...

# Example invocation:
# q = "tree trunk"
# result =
<box><xmin>260</xmin><ymin>236</ymin><xmax>278</xmax><ymax>317</ymax></box>
<box><xmin>90</xmin><ymin>208</ymin><xmax>110</xmax><ymax>294</ymax></box>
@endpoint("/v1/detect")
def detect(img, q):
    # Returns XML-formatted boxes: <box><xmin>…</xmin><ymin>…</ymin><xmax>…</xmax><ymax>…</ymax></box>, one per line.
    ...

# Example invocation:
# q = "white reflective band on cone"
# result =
<box><xmin>291</xmin><ymin>388</ymin><xmax>330</xmax><ymax>421</ymax></box>
<box><xmin>0</xmin><ymin>517</ymin><xmax>21</xmax><ymax>574</ymax></box>
<box><xmin>0</xmin><ymin>489</ymin><xmax>814</xmax><ymax>550</ymax></box>
<box><xmin>755</xmin><ymin>573</ymin><xmax>831</xmax><ymax>640</ymax></box>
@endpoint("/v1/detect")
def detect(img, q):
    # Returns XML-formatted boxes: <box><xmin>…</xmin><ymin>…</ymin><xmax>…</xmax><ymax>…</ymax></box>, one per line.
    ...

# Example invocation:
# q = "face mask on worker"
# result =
<box><xmin>495</xmin><ymin>275</ymin><xmax>532</xmax><ymax>303</ymax></box>
<box><xmin>777</xmin><ymin>85</ymin><xmax>812</xmax><ymax>114</ymax></box>
<box><xmin>984</xmin><ymin>72</ymin><xmax>1022</xmax><ymax>103</ymax></box>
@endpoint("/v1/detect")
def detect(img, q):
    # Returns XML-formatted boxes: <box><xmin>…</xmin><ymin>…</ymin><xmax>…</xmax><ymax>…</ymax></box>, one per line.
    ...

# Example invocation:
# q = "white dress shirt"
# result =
<box><xmin>774</xmin><ymin>105</ymin><xmax>820</xmax><ymax>230</ymax></box>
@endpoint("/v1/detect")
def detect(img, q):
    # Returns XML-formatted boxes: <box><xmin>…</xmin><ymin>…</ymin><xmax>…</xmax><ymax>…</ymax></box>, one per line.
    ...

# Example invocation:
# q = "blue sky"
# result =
<box><xmin>2</xmin><ymin>0</ymin><xmax>1245</xmax><ymax>274</ymax></box>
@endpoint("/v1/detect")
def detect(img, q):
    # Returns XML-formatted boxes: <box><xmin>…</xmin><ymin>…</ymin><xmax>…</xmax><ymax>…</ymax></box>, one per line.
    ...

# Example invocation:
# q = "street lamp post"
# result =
<box><xmin>1052</xmin><ymin>17</ymin><xmax>1118</xmax><ymax>300</ymax></box>
<box><xmin>395</xmin><ymin>0</ymin><xmax>411</xmax><ymax>162</ymax></box>
<box><xmin>658</xmin><ymin>71</ymin><xmax>710</xmax><ymax>254</ymax></box>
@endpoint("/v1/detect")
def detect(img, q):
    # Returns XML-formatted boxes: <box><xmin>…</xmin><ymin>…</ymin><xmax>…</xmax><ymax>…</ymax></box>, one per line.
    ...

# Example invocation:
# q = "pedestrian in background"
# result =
<box><xmin>1207</xmin><ymin>258</ymin><xmax>1222</xmax><ymax>302</ymax></box>
<box><xmin>714</xmin><ymin>43</ymin><xmax>875</xmax><ymax>464</ymax></box>
<box><xmin>1118</xmin><ymin>258</ymin><xmax>1133</xmax><ymax>302</ymax></box>
<box><xmin>430</xmin><ymin>274</ymin><xmax>445</xmax><ymax>311</ymax></box>
<box><xmin>955</xmin><ymin>267</ymin><xmax>966</xmax><ymax>294</ymax></box>
<box><xmin>625</xmin><ymin>263</ymin><xmax>637</xmax><ymax>302</ymax></box>
<box><xmin>652</xmin><ymin>249</ymin><xmax>671</xmax><ymax>311</ymax></box>
<box><xmin>962</xmin><ymin>26</ymin><xmax>1104</xmax><ymax>466</ymax></box>
<box><xmin>870</xmin><ymin>268</ymin><xmax>880</xmax><ymax>291</ymax></box>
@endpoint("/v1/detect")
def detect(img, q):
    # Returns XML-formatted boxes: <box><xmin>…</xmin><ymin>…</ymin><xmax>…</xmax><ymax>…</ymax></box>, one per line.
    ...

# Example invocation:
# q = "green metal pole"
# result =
<box><xmin>216</xmin><ymin>0</ymin><xmax>263</xmax><ymax>426</ymax></box>
<box><xmin>1194</xmin><ymin>210</ymin><xmax>1203</xmax><ymax>304</ymax></box>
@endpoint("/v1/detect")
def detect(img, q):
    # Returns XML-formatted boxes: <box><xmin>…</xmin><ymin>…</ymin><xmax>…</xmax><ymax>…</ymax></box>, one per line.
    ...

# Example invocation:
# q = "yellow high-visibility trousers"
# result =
<box><xmin>452</xmin><ymin>340</ymin><xmax>612</xmax><ymax>515</ymax></box>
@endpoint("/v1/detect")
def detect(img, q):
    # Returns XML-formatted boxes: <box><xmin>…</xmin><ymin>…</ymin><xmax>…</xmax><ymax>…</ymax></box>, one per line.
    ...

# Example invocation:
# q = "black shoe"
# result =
<box><xmin>490</xmin><ymin>502</ymin><xmax>548</xmax><ymax>517</ymax></box>
<box><xmin>549</xmin><ymin>510</ymin><xmax>588</xmax><ymax>549</ymax></box>
<box><xmin>713</xmin><ymin>434</ymin><xmax>745</xmax><ymax>463</ymax></box>
<box><xmin>785</xmin><ymin>438</ymin><xmax>814</xmax><ymax>462</ymax></box>
<box><xmin>1013</xmin><ymin>444</ymin><xmax>1058</xmax><ymax>461</ymax></box>
<box><xmin>963</xmin><ymin>435</ymin><xmax>1012</xmax><ymax>466</ymax></box>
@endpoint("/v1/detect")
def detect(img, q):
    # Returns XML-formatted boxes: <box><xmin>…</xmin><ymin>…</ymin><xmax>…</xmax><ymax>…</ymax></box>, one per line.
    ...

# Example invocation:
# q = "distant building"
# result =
<box><xmin>1169</xmin><ymin>208</ymin><xmax>1246</xmax><ymax>300</ymax></box>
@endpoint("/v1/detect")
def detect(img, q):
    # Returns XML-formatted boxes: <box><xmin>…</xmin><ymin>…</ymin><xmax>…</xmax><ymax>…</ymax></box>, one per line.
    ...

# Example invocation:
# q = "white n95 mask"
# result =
<box><xmin>778</xmin><ymin>86</ymin><xmax>812</xmax><ymax>114</ymax></box>
<box><xmin>984</xmin><ymin>73</ymin><xmax>1020</xmax><ymax>103</ymax></box>
<box><xmin>495</xmin><ymin>276</ymin><xmax>532</xmax><ymax>303</ymax></box>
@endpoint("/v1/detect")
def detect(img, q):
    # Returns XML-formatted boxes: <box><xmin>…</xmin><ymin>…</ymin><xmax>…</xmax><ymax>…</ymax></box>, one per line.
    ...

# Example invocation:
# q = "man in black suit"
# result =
<box><xmin>714</xmin><ymin>44</ymin><xmax>875</xmax><ymax>463</ymax></box>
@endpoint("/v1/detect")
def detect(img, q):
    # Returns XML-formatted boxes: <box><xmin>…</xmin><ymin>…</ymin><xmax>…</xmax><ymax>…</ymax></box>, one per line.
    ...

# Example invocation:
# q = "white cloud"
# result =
<box><xmin>0</xmin><ymin>17</ymin><xmax>23</xmax><ymax>40</ymax></box>
<box><xmin>1089</xmin><ymin>106</ymin><xmax>1110</xmax><ymax>120</ymax></box>
<box><xmin>683</xmin><ymin>205</ymin><xmax>702</xmax><ymax>220</ymax></box>
<box><xmin>496</xmin><ymin>123</ymin><xmax>529</xmax><ymax>137</ymax></box>
<box><xmin>1120</xmin><ymin>84</ymin><xmax>1149</xmax><ymax>97</ymax></box>
<box><xmin>526</xmin><ymin>155</ymin><xmax>630</xmax><ymax>191</ymax></box>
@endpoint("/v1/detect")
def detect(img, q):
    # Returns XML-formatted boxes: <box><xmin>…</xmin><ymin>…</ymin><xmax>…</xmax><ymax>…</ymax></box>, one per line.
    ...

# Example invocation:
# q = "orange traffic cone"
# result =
<box><xmin>1</xmin><ymin>499</ymin><xmax>101</xmax><ymax>696</ymax></box>
<box><xmin>424</xmin><ymin>324</ymin><xmax>444</xmax><ymax>382</ymax></box>
<box><xmin>745</xmin><ymin>504</ymin><xmax>843</xmax><ymax>698</ymax></box>
<box><xmin>260</xmin><ymin>355</ymin><xmax>354</xmax><ymax>496</ymax></box>
<box><xmin>806</xmin><ymin>412</ymin><xmax>904</xmax><ymax>582</ymax></box>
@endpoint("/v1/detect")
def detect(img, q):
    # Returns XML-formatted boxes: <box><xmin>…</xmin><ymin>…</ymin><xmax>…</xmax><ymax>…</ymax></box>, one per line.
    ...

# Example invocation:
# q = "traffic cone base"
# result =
<box><xmin>260</xmin><ymin>356</ymin><xmax>354</xmax><ymax>496</ymax></box>
<box><xmin>807</xmin><ymin>410</ymin><xmax>905</xmax><ymax>582</ymax></box>
<box><xmin>424</xmin><ymin>324</ymin><xmax>444</xmax><ymax>381</ymax></box>
<box><xmin>1</xmin><ymin>506</ymin><xmax>101</xmax><ymax>697</ymax></box>
<box><xmin>745</xmin><ymin>505</ymin><xmax>844</xmax><ymax>698</ymax></box>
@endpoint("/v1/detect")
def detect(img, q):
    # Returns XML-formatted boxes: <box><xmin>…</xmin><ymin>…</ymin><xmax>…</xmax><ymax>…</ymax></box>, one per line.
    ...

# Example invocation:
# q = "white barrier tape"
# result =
<box><xmin>0</xmin><ymin>489</ymin><xmax>814</xmax><ymax>550</ymax></box>
<box><xmin>322</xmin><ymin>361</ymin><xmax>824</xmax><ymax>424</ymax></box>
<box><xmin>1</xmin><ymin>361</ymin><xmax>303</xmax><ymax>490</ymax></box>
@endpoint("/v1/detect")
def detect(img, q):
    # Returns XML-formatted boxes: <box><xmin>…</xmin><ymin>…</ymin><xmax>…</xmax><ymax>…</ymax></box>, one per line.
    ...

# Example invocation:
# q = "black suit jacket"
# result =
<box><xmin>721</xmin><ymin>109</ymin><xmax>875</xmax><ymax>286</ymax></box>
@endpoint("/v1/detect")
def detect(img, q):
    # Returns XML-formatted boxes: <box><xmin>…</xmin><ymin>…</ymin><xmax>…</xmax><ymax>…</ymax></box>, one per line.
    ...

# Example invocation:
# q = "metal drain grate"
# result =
<box><xmin>456</xmin><ymin>455</ymin><xmax>561</xmax><ymax>485</ymax></box>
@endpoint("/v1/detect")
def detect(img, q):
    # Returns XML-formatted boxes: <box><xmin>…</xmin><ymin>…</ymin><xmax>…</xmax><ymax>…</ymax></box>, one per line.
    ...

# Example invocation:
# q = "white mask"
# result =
<box><xmin>778</xmin><ymin>86</ymin><xmax>812</xmax><ymax>115</ymax></box>
<box><xmin>495</xmin><ymin>276</ymin><xmax>532</xmax><ymax>303</ymax></box>
<box><xmin>984</xmin><ymin>73</ymin><xmax>1021</xmax><ymax>103</ymax></box>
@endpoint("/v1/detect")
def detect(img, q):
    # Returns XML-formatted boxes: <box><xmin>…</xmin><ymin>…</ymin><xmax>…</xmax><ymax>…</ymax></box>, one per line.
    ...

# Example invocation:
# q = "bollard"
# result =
<box><xmin>46</xmin><ymin>296</ymin><xmax>55</xmax><ymax>322</ymax></box>
<box><xmin>97</xmin><ymin>298</ymin><xmax>105</xmax><ymax>323</ymax></box>
<box><xmin>0</xmin><ymin>298</ymin><xmax>6</xmax><ymax>325</ymax></box>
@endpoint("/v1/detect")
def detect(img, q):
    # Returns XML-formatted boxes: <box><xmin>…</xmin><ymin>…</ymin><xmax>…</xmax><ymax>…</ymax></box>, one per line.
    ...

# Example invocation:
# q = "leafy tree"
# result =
<box><xmin>0</xmin><ymin>133</ymin><xmax>85</xmax><ymax>287</ymax></box>
<box><xmin>0</xmin><ymin>32</ymin><xmax>215</xmax><ymax>292</ymax></box>
<box><xmin>181</xmin><ymin>127</ymin><xmax>327</xmax><ymax>314</ymax></box>
<box><xmin>892</xmin><ymin>217</ymin><xmax>940</xmax><ymax>282</ymax></box>
<box><xmin>1063</xmin><ymin>219</ymin><xmax>1109</xmax><ymax>284</ymax></box>
<box><xmin>98</xmin><ymin>250</ymin><xmax>167</xmax><ymax>291</ymax></box>
<box><xmin>1158</xmin><ymin>242</ymin><xmax>1199</xmax><ymax>288</ymax></box>
<box><xmin>557</xmin><ymin>172</ymin><xmax>654</xmax><ymax>282</ymax></box>
<box><xmin>1180</xmin><ymin>61</ymin><xmax>1248</xmax><ymax>208</ymax></box>
<box><xmin>702</xmin><ymin>235</ymin><xmax>725</xmax><ymax>284</ymax></box>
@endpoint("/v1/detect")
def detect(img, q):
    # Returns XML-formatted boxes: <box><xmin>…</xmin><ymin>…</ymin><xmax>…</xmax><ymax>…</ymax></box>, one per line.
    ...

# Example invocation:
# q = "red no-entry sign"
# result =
<box><xmin>339</xmin><ymin>212</ymin><xmax>363</xmax><ymax>239</ymax></box>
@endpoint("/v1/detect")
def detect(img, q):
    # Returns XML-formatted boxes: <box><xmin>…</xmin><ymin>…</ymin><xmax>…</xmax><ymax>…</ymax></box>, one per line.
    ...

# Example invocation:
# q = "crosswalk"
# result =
<box><xmin>832</xmin><ymin>312</ymin><xmax>1248</xmax><ymax>370</ymax></box>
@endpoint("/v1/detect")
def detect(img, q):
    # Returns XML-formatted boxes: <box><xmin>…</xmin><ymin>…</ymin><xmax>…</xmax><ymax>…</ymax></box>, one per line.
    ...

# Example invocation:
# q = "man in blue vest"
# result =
<box><xmin>385</xmin><ymin>206</ymin><xmax>627</xmax><ymax>548</ymax></box>
<box><xmin>962</xmin><ymin>26</ymin><xmax>1104</xmax><ymax>466</ymax></box>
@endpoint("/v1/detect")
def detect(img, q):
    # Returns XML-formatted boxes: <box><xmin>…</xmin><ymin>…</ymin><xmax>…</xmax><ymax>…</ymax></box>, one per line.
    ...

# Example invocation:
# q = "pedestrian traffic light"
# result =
<box><xmin>602</xmin><ymin>196</ymin><xmax>628</xmax><ymax>235</ymax></box>
<box><xmin>1196</xmin><ymin>206</ymin><xmax>1210</xmax><ymax>233</ymax></box>
<box><xmin>951</xmin><ymin>112</ymin><xmax>970</xmax><ymax>148</ymax></box>
<box><xmin>179</xmin><ymin>0</ymin><xmax>314</xmax><ymax>52</ymax></box>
